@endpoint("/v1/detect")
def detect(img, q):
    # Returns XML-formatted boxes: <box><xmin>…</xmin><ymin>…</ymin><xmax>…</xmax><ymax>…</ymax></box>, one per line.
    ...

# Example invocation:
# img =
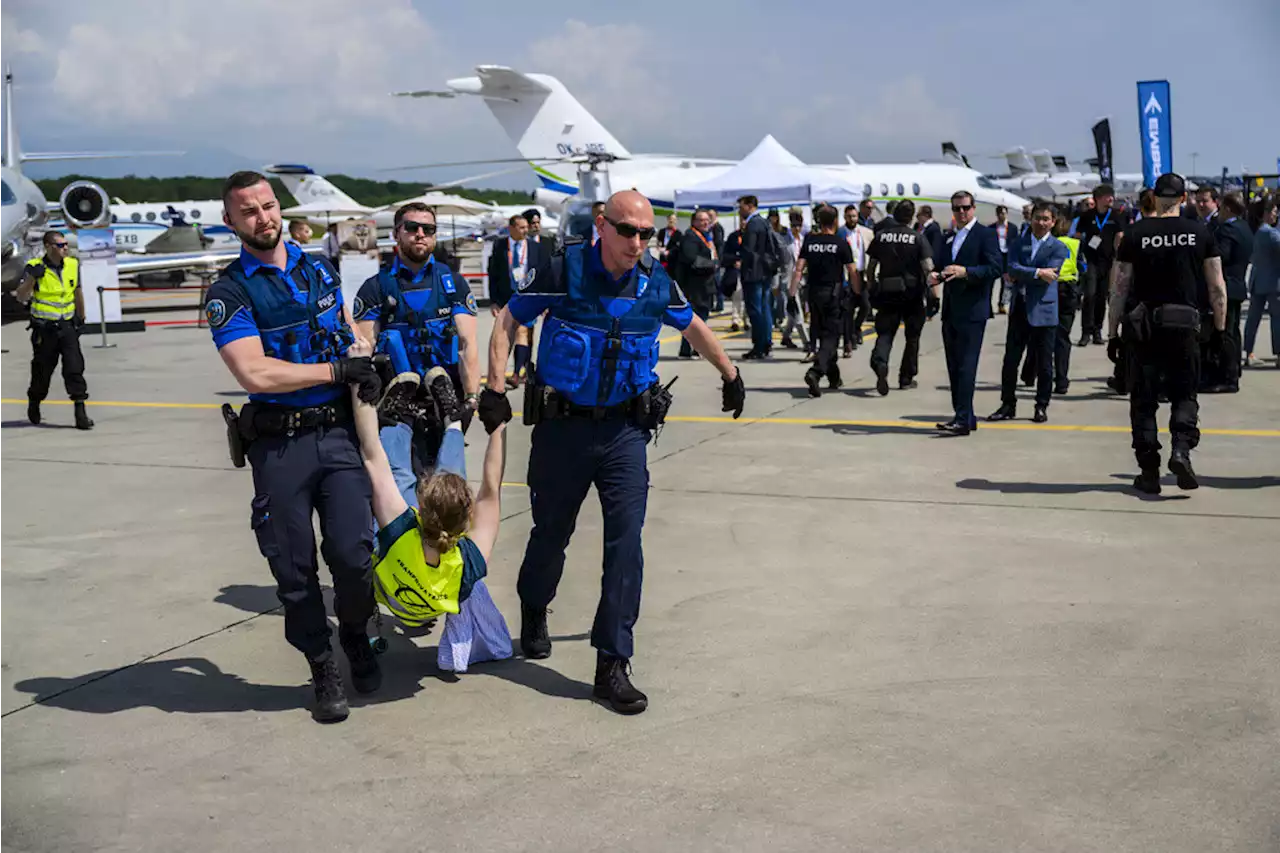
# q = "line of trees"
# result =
<box><xmin>34</xmin><ymin>175</ymin><xmax>534</xmax><ymax>209</ymax></box>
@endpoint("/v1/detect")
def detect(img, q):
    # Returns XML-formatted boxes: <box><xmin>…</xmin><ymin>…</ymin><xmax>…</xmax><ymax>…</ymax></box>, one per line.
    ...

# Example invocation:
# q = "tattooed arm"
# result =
<box><xmin>1203</xmin><ymin>256</ymin><xmax>1227</xmax><ymax>332</ymax></box>
<box><xmin>1107</xmin><ymin>261</ymin><xmax>1133</xmax><ymax>339</ymax></box>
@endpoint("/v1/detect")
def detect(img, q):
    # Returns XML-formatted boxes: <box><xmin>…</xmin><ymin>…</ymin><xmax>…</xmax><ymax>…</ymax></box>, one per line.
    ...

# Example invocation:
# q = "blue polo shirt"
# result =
<box><xmin>204</xmin><ymin>242</ymin><xmax>345</xmax><ymax>407</ymax></box>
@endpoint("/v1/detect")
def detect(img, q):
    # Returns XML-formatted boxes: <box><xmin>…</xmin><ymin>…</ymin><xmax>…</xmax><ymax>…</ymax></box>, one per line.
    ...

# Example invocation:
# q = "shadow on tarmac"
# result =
<box><xmin>812</xmin><ymin>423</ymin><xmax>945</xmax><ymax>438</ymax></box>
<box><xmin>956</xmin><ymin>477</ymin><xmax>1190</xmax><ymax>502</ymax></box>
<box><xmin>1107</xmin><ymin>473</ymin><xmax>1280</xmax><ymax>490</ymax></box>
<box><xmin>1</xmin><ymin>419</ymin><xmax>77</xmax><ymax>430</ymax></box>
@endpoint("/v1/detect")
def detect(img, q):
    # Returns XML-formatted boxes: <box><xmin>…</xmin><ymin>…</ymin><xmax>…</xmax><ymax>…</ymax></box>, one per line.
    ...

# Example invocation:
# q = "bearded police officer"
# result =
<box><xmin>483</xmin><ymin>190</ymin><xmax>745</xmax><ymax>715</ymax></box>
<box><xmin>353</xmin><ymin>202</ymin><xmax>480</xmax><ymax>497</ymax></box>
<box><xmin>865</xmin><ymin>199</ymin><xmax>936</xmax><ymax>395</ymax></box>
<box><xmin>1107</xmin><ymin>173</ymin><xmax>1227</xmax><ymax>495</ymax></box>
<box><xmin>207</xmin><ymin>171</ymin><xmax>384</xmax><ymax>723</ymax></box>
<box><xmin>15</xmin><ymin>230</ymin><xmax>93</xmax><ymax>429</ymax></box>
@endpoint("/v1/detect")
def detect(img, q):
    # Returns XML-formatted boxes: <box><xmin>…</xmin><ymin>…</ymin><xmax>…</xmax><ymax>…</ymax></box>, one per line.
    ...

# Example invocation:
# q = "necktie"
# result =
<box><xmin>512</xmin><ymin>241</ymin><xmax>520</xmax><ymax>267</ymax></box>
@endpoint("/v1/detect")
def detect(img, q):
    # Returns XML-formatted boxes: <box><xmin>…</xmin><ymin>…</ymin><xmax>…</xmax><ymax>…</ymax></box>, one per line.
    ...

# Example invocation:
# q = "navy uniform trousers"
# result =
<box><xmin>517</xmin><ymin>416</ymin><xmax>649</xmax><ymax>660</ymax></box>
<box><xmin>942</xmin><ymin>319</ymin><xmax>987</xmax><ymax>428</ymax></box>
<box><xmin>248</xmin><ymin>422</ymin><xmax>375</xmax><ymax>659</ymax></box>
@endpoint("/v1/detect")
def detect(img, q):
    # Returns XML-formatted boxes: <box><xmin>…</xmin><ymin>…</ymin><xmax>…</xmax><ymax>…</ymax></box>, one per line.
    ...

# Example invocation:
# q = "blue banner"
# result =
<box><xmin>1137</xmin><ymin>80</ymin><xmax>1172</xmax><ymax>188</ymax></box>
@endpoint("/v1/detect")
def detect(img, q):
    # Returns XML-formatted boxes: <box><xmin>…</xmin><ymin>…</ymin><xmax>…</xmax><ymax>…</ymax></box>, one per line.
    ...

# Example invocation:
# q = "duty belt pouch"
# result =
<box><xmin>878</xmin><ymin>276</ymin><xmax>907</xmax><ymax>295</ymax></box>
<box><xmin>222</xmin><ymin>403</ymin><xmax>246</xmax><ymax>468</ymax></box>
<box><xmin>1152</xmin><ymin>304</ymin><xmax>1200</xmax><ymax>332</ymax></box>
<box><xmin>523</xmin><ymin>375</ymin><xmax>544</xmax><ymax>426</ymax></box>
<box><xmin>1124</xmin><ymin>303</ymin><xmax>1151</xmax><ymax>343</ymax></box>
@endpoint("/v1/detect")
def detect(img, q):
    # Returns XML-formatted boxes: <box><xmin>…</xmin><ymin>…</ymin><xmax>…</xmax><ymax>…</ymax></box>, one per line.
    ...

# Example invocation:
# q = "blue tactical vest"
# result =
<box><xmin>375</xmin><ymin>259</ymin><xmax>460</xmax><ymax>376</ymax></box>
<box><xmin>226</xmin><ymin>254</ymin><xmax>352</xmax><ymax>405</ymax></box>
<box><xmin>535</xmin><ymin>245</ymin><xmax>666</xmax><ymax>408</ymax></box>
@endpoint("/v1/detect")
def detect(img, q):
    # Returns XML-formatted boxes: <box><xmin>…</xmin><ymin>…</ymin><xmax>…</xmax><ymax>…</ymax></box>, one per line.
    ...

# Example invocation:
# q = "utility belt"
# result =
<box><xmin>1124</xmin><ymin>302</ymin><xmax>1200</xmax><ymax>344</ymax></box>
<box><xmin>221</xmin><ymin>396</ymin><xmax>352</xmax><ymax>468</ymax></box>
<box><xmin>523</xmin><ymin>373</ymin><xmax>676</xmax><ymax>432</ymax></box>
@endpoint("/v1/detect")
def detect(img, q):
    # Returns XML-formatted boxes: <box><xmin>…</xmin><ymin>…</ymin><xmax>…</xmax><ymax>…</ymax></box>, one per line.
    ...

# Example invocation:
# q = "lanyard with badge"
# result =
<box><xmin>691</xmin><ymin>227</ymin><xmax>717</xmax><ymax>261</ymax></box>
<box><xmin>508</xmin><ymin>238</ymin><xmax>527</xmax><ymax>286</ymax></box>
<box><xmin>1088</xmin><ymin>209</ymin><xmax>1111</xmax><ymax>251</ymax></box>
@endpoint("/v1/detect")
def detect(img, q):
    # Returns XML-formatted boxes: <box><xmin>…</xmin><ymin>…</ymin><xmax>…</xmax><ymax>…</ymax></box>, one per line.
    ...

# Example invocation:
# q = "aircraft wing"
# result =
<box><xmin>21</xmin><ymin>150</ymin><xmax>183</xmax><ymax>162</ymax></box>
<box><xmin>114</xmin><ymin>241</ymin><xmax>397</xmax><ymax>278</ymax></box>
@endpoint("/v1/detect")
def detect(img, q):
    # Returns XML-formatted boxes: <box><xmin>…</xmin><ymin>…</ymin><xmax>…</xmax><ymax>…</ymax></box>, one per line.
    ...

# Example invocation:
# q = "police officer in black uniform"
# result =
<box><xmin>1077</xmin><ymin>183</ymin><xmax>1130</xmax><ymax>346</ymax></box>
<box><xmin>865</xmin><ymin>199</ymin><xmax>936</xmax><ymax>395</ymax></box>
<box><xmin>206</xmin><ymin>171</ymin><xmax>384</xmax><ymax>723</ymax></box>
<box><xmin>790</xmin><ymin>205</ymin><xmax>855</xmax><ymax>397</ymax></box>
<box><xmin>1107</xmin><ymin>173</ymin><xmax>1227</xmax><ymax>495</ymax></box>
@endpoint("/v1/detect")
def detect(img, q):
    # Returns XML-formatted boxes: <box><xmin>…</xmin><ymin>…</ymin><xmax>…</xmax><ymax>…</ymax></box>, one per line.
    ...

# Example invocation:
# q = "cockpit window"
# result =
<box><xmin>976</xmin><ymin>176</ymin><xmax>997</xmax><ymax>190</ymax></box>
<box><xmin>1</xmin><ymin>179</ymin><xmax>16</xmax><ymax>206</ymax></box>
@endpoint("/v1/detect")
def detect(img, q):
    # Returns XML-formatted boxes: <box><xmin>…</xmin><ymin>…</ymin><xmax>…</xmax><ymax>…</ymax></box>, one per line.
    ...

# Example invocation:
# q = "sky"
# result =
<box><xmin>3</xmin><ymin>0</ymin><xmax>1278</xmax><ymax>189</ymax></box>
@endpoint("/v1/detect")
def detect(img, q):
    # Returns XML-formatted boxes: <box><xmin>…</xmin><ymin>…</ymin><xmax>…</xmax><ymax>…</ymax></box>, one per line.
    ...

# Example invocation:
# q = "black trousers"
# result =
<box><xmin>1129</xmin><ymin>327</ymin><xmax>1200</xmax><ymax>470</ymax></box>
<box><xmin>870</xmin><ymin>298</ymin><xmax>926</xmax><ymax>382</ymax></box>
<box><xmin>678</xmin><ymin>304</ymin><xmax>710</xmax><ymax>357</ymax></box>
<box><xmin>808</xmin><ymin>285</ymin><xmax>843</xmax><ymax>382</ymax></box>
<box><xmin>29</xmin><ymin>320</ymin><xmax>88</xmax><ymax>403</ymax></box>
<box><xmin>248</xmin><ymin>423</ymin><xmax>375</xmax><ymax>660</ymax></box>
<box><xmin>1080</xmin><ymin>260</ymin><xmax>1112</xmax><ymax>336</ymax></box>
<box><xmin>1002</xmin><ymin>304</ymin><xmax>1054</xmax><ymax>408</ymax></box>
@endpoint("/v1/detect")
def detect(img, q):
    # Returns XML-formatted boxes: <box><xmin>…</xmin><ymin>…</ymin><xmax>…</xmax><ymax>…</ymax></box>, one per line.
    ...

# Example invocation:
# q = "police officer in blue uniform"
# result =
<box><xmin>206</xmin><ymin>171</ymin><xmax>384</xmax><ymax>724</ymax></box>
<box><xmin>481</xmin><ymin>190</ymin><xmax>746</xmax><ymax>715</ymax></box>
<box><xmin>353</xmin><ymin>202</ymin><xmax>480</xmax><ymax>499</ymax></box>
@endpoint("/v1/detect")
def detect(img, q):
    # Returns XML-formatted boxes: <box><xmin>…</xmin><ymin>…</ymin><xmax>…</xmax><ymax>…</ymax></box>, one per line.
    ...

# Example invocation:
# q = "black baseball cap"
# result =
<box><xmin>1153</xmin><ymin>173</ymin><xmax>1186</xmax><ymax>198</ymax></box>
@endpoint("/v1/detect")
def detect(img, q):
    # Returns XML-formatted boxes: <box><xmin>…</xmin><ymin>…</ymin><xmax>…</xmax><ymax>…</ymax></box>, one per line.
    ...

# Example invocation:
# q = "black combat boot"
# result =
<box><xmin>74</xmin><ymin>401</ymin><xmax>93</xmax><ymax>430</ymax></box>
<box><xmin>307</xmin><ymin>654</ymin><xmax>350</xmax><ymax>723</ymax></box>
<box><xmin>803</xmin><ymin>369</ymin><xmax>822</xmax><ymax>398</ymax></box>
<box><xmin>1132</xmin><ymin>469</ymin><xmax>1162</xmax><ymax>495</ymax></box>
<box><xmin>1169</xmin><ymin>448</ymin><xmax>1199</xmax><ymax>490</ymax></box>
<box><xmin>339</xmin><ymin>626</ymin><xmax>383</xmax><ymax>694</ymax></box>
<box><xmin>594</xmin><ymin>653</ymin><xmax>648</xmax><ymax>715</ymax></box>
<box><xmin>27</xmin><ymin>399</ymin><xmax>40</xmax><ymax>425</ymax></box>
<box><xmin>520</xmin><ymin>603</ymin><xmax>551</xmax><ymax>659</ymax></box>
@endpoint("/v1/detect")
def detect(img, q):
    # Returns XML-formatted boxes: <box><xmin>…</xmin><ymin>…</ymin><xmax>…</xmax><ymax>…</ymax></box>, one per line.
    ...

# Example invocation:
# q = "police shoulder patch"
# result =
<box><xmin>352</xmin><ymin>295</ymin><xmax>366</xmax><ymax>318</ymax></box>
<box><xmin>205</xmin><ymin>298</ymin><xmax>228</xmax><ymax>328</ymax></box>
<box><xmin>465</xmin><ymin>291</ymin><xmax>477</xmax><ymax>313</ymax></box>
<box><xmin>517</xmin><ymin>268</ymin><xmax>537</xmax><ymax>291</ymax></box>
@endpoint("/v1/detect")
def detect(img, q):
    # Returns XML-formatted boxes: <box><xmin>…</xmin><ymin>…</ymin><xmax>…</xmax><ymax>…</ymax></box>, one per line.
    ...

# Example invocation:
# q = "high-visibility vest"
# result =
<box><xmin>1056</xmin><ymin>236</ymin><xmax>1080</xmax><ymax>283</ymax></box>
<box><xmin>26</xmin><ymin>256</ymin><xmax>79</xmax><ymax>321</ymax></box>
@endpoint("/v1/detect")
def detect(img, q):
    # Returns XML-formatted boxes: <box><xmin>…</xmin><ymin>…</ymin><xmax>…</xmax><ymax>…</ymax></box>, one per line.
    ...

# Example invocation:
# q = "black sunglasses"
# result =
<box><xmin>951</xmin><ymin>204</ymin><xmax>974</xmax><ymax>213</ymax></box>
<box><xmin>604</xmin><ymin>216</ymin><xmax>656</xmax><ymax>241</ymax></box>
<box><xmin>52</xmin><ymin>242</ymin><xmax>69</xmax><ymax>248</ymax></box>
<box><xmin>400</xmin><ymin>221</ymin><xmax>437</xmax><ymax>235</ymax></box>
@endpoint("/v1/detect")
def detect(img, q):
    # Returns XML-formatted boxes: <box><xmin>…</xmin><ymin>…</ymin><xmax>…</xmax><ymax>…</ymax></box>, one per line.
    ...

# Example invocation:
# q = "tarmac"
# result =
<box><xmin>2</xmin><ymin>299</ymin><xmax>1278</xmax><ymax>853</ymax></box>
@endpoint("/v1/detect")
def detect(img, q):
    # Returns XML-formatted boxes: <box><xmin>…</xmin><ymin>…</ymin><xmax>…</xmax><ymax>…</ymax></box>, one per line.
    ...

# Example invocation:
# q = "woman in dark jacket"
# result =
<box><xmin>675</xmin><ymin>208</ymin><xmax>719</xmax><ymax>358</ymax></box>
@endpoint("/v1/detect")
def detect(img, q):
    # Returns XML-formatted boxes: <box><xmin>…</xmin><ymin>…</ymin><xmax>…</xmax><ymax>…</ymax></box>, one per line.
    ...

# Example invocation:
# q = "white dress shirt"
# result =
<box><xmin>951</xmin><ymin>219</ymin><xmax>977</xmax><ymax>261</ymax></box>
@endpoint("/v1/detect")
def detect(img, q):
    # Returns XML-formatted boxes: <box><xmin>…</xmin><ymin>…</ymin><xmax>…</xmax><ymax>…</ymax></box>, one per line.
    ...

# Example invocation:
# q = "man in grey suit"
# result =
<box><xmin>989</xmin><ymin>202</ymin><xmax>1070</xmax><ymax>423</ymax></box>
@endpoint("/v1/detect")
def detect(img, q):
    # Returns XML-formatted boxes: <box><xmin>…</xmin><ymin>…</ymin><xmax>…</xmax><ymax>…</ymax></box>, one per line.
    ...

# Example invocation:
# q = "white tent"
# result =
<box><xmin>382</xmin><ymin>192</ymin><xmax>493</xmax><ymax>217</ymax></box>
<box><xmin>673</xmin><ymin>135</ymin><xmax>865</xmax><ymax>209</ymax></box>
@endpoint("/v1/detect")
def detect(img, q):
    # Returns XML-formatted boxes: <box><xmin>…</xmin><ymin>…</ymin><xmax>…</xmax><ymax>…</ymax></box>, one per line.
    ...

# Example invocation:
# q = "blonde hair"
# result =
<box><xmin>414</xmin><ymin>472</ymin><xmax>473</xmax><ymax>552</ymax></box>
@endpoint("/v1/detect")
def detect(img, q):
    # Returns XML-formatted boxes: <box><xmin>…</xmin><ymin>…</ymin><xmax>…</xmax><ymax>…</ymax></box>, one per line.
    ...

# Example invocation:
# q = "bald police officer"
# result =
<box><xmin>1107</xmin><ymin>173</ymin><xmax>1227</xmax><ymax>495</ymax></box>
<box><xmin>865</xmin><ymin>199</ymin><xmax>936</xmax><ymax>395</ymax></box>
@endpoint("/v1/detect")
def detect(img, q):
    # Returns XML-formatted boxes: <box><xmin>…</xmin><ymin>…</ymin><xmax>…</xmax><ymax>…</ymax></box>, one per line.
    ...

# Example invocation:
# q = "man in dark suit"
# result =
<box><xmin>709</xmin><ymin>209</ymin><xmax>726</xmax><ymax>312</ymax></box>
<box><xmin>524</xmin><ymin>208</ymin><xmax>558</xmax><ymax>256</ymax></box>
<box><xmin>989</xmin><ymin>202</ymin><xmax>1070</xmax><ymax>423</ymax></box>
<box><xmin>916</xmin><ymin>205</ymin><xmax>946</xmax><ymax>268</ymax></box>
<box><xmin>487</xmin><ymin>213</ymin><xmax>541</xmax><ymax>386</ymax></box>
<box><xmin>1202</xmin><ymin>192</ymin><xmax>1253</xmax><ymax>392</ymax></box>
<box><xmin>738</xmin><ymin>194</ymin><xmax>776</xmax><ymax>359</ymax></box>
<box><xmin>932</xmin><ymin>190</ymin><xmax>1004</xmax><ymax>435</ymax></box>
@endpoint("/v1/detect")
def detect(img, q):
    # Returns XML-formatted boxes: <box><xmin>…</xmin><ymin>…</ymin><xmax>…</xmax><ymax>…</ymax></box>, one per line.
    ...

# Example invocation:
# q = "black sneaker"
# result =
<box><xmin>899</xmin><ymin>378</ymin><xmax>918</xmax><ymax>390</ymax></box>
<box><xmin>1169</xmin><ymin>449</ymin><xmax>1199</xmax><ymax>490</ymax></box>
<box><xmin>593</xmin><ymin>654</ymin><xmax>648</xmax><ymax>715</ymax></box>
<box><xmin>1091</xmin><ymin>331</ymin><xmax>1104</xmax><ymax>346</ymax></box>
<box><xmin>339</xmin><ymin>626</ymin><xmax>383</xmax><ymax>694</ymax></box>
<box><xmin>425</xmin><ymin>366</ymin><xmax>461</xmax><ymax>423</ymax></box>
<box><xmin>520</xmin><ymin>603</ymin><xmax>551</xmax><ymax>659</ymax></box>
<box><xmin>307</xmin><ymin>655</ymin><xmax>350</xmax><ymax>723</ymax></box>
<box><xmin>27</xmin><ymin>399</ymin><xmax>40</xmax><ymax>425</ymax></box>
<box><xmin>804</xmin><ymin>370</ymin><xmax>822</xmax><ymax>398</ymax></box>
<box><xmin>1132</xmin><ymin>469</ymin><xmax>1162</xmax><ymax>495</ymax></box>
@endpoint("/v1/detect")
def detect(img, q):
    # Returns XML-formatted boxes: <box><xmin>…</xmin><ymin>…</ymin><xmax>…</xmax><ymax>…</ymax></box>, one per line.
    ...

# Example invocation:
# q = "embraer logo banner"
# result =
<box><xmin>1137</xmin><ymin>80</ymin><xmax>1172</xmax><ymax>189</ymax></box>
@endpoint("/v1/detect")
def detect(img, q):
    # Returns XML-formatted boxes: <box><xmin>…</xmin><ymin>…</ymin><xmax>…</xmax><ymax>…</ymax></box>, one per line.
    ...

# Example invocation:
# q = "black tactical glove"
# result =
<box><xmin>477</xmin><ymin>387</ymin><xmax>512</xmax><ymax>434</ymax></box>
<box><xmin>332</xmin><ymin>356</ymin><xmax>382</xmax><ymax>404</ymax></box>
<box><xmin>71</xmin><ymin>315</ymin><xmax>84</xmax><ymax>330</ymax></box>
<box><xmin>926</xmin><ymin>294</ymin><xmax>940</xmax><ymax>319</ymax></box>
<box><xmin>721</xmin><ymin>367</ymin><xmax>745</xmax><ymax>419</ymax></box>
<box><xmin>1107</xmin><ymin>337</ymin><xmax>1123</xmax><ymax>364</ymax></box>
<box><xmin>786</xmin><ymin>294</ymin><xmax>799</xmax><ymax>315</ymax></box>
<box><xmin>461</xmin><ymin>396</ymin><xmax>476</xmax><ymax>434</ymax></box>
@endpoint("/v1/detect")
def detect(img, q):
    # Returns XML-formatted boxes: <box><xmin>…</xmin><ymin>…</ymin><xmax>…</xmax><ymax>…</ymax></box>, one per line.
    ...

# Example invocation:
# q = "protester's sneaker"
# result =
<box><xmin>338</xmin><ymin>626</ymin><xmax>383</xmax><ymax>695</ymax></box>
<box><xmin>1169</xmin><ymin>449</ymin><xmax>1199</xmax><ymax>491</ymax></box>
<box><xmin>378</xmin><ymin>372</ymin><xmax>422</xmax><ymax>421</ymax></box>
<box><xmin>594</xmin><ymin>654</ymin><xmax>648</xmax><ymax>715</ymax></box>
<box><xmin>520</xmin><ymin>603</ymin><xmax>551</xmax><ymax>659</ymax></box>
<box><xmin>307</xmin><ymin>655</ymin><xmax>350</xmax><ymax>723</ymax></box>
<box><xmin>425</xmin><ymin>366</ymin><xmax>461</xmax><ymax>424</ymax></box>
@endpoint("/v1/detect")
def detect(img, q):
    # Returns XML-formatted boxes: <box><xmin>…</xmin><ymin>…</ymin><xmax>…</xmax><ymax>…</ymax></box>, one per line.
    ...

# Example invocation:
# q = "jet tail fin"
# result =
<box><xmin>263</xmin><ymin>164</ymin><xmax>363</xmax><ymax>210</ymax></box>
<box><xmin>941</xmin><ymin>141</ymin><xmax>970</xmax><ymax>168</ymax></box>
<box><xmin>1004</xmin><ymin>147</ymin><xmax>1036</xmax><ymax>176</ymax></box>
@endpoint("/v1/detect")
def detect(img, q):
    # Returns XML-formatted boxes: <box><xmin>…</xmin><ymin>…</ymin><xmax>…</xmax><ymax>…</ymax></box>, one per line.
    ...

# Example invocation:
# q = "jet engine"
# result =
<box><xmin>59</xmin><ymin>181</ymin><xmax>111</xmax><ymax>228</ymax></box>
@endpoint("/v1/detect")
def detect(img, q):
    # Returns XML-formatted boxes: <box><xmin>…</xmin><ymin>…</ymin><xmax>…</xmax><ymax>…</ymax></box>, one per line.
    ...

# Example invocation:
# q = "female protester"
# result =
<box><xmin>350</xmin><ymin>346</ymin><xmax>512</xmax><ymax>673</ymax></box>
<box><xmin>676</xmin><ymin>208</ymin><xmax>719</xmax><ymax>358</ymax></box>
<box><xmin>1243</xmin><ymin>196</ymin><xmax>1280</xmax><ymax>367</ymax></box>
